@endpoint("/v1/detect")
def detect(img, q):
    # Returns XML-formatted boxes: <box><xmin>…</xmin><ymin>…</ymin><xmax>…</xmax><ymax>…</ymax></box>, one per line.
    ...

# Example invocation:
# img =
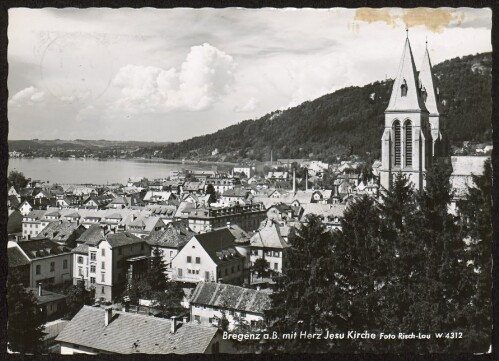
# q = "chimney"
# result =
<box><xmin>38</xmin><ymin>283</ymin><xmax>42</xmax><ymax>297</ymax></box>
<box><xmin>171</xmin><ymin>316</ymin><xmax>178</xmax><ymax>334</ymax></box>
<box><xmin>104</xmin><ymin>307</ymin><xmax>113</xmax><ymax>326</ymax></box>
<box><xmin>292</xmin><ymin>168</ymin><xmax>296</xmax><ymax>193</ymax></box>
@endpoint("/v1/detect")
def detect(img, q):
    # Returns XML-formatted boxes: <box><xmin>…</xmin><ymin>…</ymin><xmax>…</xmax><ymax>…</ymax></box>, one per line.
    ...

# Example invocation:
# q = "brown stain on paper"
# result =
<box><xmin>354</xmin><ymin>8</ymin><xmax>464</xmax><ymax>33</ymax></box>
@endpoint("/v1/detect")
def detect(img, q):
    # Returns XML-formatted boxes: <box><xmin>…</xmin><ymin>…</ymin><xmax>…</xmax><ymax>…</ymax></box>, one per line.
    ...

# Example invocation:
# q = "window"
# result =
<box><xmin>178</xmin><ymin>268</ymin><xmax>183</xmax><ymax>277</ymax></box>
<box><xmin>101</xmin><ymin>286</ymin><xmax>105</xmax><ymax>294</ymax></box>
<box><xmin>90</xmin><ymin>252</ymin><xmax>96</xmax><ymax>261</ymax></box>
<box><xmin>170</xmin><ymin>251</ymin><xmax>173</xmax><ymax>257</ymax></box>
<box><xmin>101</xmin><ymin>262</ymin><xmax>105</xmax><ymax>269</ymax></box>
<box><xmin>274</xmin><ymin>263</ymin><xmax>278</xmax><ymax>270</ymax></box>
<box><xmin>393</xmin><ymin>120</ymin><xmax>401</xmax><ymax>167</ymax></box>
<box><xmin>405</xmin><ymin>120</ymin><xmax>413</xmax><ymax>167</ymax></box>
<box><xmin>101</xmin><ymin>249</ymin><xmax>105</xmax><ymax>256</ymax></box>
<box><xmin>78</xmin><ymin>267</ymin><xmax>83</xmax><ymax>276</ymax></box>
<box><xmin>90</xmin><ymin>277</ymin><xmax>96</xmax><ymax>284</ymax></box>
<box><xmin>240</xmin><ymin>312</ymin><xmax>246</xmax><ymax>317</ymax></box>
<box><xmin>63</xmin><ymin>259</ymin><xmax>68</xmax><ymax>269</ymax></box>
<box><xmin>266</xmin><ymin>251</ymin><xmax>272</xmax><ymax>257</ymax></box>
<box><xmin>188</xmin><ymin>269</ymin><xmax>192</xmax><ymax>274</ymax></box>
<box><xmin>77</xmin><ymin>256</ymin><xmax>83</xmax><ymax>264</ymax></box>
<box><xmin>187</xmin><ymin>256</ymin><xmax>192</xmax><ymax>263</ymax></box>
<box><xmin>36</xmin><ymin>265</ymin><xmax>41</xmax><ymax>275</ymax></box>
<box><xmin>195</xmin><ymin>257</ymin><xmax>201</xmax><ymax>264</ymax></box>
<box><xmin>50</xmin><ymin>262</ymin><xmax>55</xmax><ymax>272</ymax></box>
<box><xmin>196</xmin><ymin>270</ymin><xmax>200</xmax><ymax>275</ymax></box>
<box><xmin>273</xmin><ymin>251</ymin><xmax>280</xmax><ymax>257</ymax></box>
<box><xmin>205</xmin><ymin>271</ymin><xmax>210</xmax><ymax>281</ymax></box>
<box><xmin>101</xmin><ymin>273</ymin><xmax>105</xmax><ymax>282</ymax></box>
<box><xmin>90</xmin><ymin>265</ymin><xmax>96</xmax><ymax>273</ymax></box>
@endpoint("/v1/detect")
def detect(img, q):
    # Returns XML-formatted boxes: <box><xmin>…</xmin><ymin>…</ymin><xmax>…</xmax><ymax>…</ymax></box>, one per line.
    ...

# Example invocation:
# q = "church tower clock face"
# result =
<box><xmin>380</xmin><ymin>34</ymin><xmax>446</xmax><ymax>192</ymax></box>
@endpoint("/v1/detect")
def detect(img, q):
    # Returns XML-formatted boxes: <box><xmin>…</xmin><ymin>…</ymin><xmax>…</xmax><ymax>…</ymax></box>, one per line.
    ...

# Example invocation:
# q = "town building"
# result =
<box><xmin>190</xmin><ymin>282</ymin><xmax>271</xmax><ymax>330</ymax></box>
<box><xmin>187</xmin><ymin>203</ymin><xmax>266</xmax><ymax>233</ymax></box>
<box><xmin>171</xmin><ymin>228</ymin><xmax>245</xmax><ymax>285</ymax></box>
<box><xmin>9</xmin><ymin>239</ymin><xmax>73</xmax><ymax>287</ymax></box>
<box><xmin>29</xmin><ymin>284</ymin><xmax>67</xmax><ymax>321</ymax></box>
<box><xmin>56</xmin><ymin>306</ymin><xmax>233</xmax><ymax>354</ymax></box>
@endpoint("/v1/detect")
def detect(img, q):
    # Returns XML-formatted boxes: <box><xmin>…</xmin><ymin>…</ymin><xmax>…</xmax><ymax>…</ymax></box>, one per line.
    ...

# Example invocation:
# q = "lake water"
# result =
<box><xmin>8</xmin><ymin>158</ymin><xmax>230</xmax><ymax>185</ymax></box>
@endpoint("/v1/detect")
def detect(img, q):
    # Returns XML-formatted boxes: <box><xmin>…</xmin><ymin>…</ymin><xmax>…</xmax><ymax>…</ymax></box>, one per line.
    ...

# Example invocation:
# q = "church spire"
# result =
<box><xmin>419</xmin><ymin>43</ymin><xmax>440</xmax><ymax>116</ymax></box>
<box><xmin>386</xmin><ymin>35</ymin><xmax>428</xmax><ymax>113</ymax></box>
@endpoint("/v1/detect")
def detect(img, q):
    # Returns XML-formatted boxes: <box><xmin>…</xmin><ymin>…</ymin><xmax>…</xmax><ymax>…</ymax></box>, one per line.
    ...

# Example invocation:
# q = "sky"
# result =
<box><xmin>7</xmin><ymin>7</ymin><xmax>492</xmax><ymax>142</ymax></box>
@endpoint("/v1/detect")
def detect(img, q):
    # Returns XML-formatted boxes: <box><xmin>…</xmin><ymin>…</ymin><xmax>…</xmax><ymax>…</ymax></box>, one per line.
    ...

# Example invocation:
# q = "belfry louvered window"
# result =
<box><xmin>401</xmin><ymin>79</ymin><xmax>408</xmax><ymax>97</ymax></box>
<box><xmin>405</xmin><ymin>120</ymin><xmax>413</xmax><ymax>167</ymax></box>
<box><xmin>393</xmin><ymin>120</ymin><xmax>401</xmax><ymax>166</ymax></box>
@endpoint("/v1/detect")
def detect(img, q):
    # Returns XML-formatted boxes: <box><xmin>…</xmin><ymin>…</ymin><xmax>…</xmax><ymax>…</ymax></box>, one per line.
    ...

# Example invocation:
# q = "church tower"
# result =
<box><xmin>419</xmin><ymin>43</ymin><xmax>448</xmax><ymax>158</ymax></box>
<box><xmin>379</xmin><ymin>35</ymin><xmax>433</xmax><ymax>191</ymax></box>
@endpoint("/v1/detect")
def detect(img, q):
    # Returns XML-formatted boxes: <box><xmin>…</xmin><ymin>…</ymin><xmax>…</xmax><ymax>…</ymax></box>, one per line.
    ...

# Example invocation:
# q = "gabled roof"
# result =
<box><xmin>250</xmin><ymin>220</ymin><xmax>290</xmax><ymax>249</ymax></box>
<box><xmin>17</xmin><ymin>239</ymin><xmax>72</xmax><ymax>259</ymax></box>
<box><xmin>191</xmin><ymin>282</ymin><xmax>271</xmax><ymax>315</ymax></box>
<box><xmin>105</xmin><ymin>232</ymin><xmax>145</xmax><ymax>248</ymax></box>
<box><xmin>386</xmin><ymin>37</ymin><xmax>428</xmax><ymax>113</ymax></box>
<box><xmin>300</xmin><ymin>203</ymin><xmax>347</xmax><ymax>219</ymax></box>
<box><xmin>55</xmin><ymin>306</ymin><xmax>218</xmax><ymax>354</ymax></box>
<box><xmin>73</xmin><ymin>243</ymin><xmax>89</xmax><ymax>254</ymax></box>
<box><xmin>193</xmin><ymin>229</ymin><xmax>242</xmax><ymax>265</ymax></box>
<box><xmin>24</xmin><ymin>210</ymin><xmax>48</xmax><ymax>220</ymax></box>
<box><xmin>37</xmin><ymin>221</ymin><xmax>85</xmax><ymax>245</ymax></box>
<box><xmin>146</xmin><ymin>225</ymin><xmax>195</xmax><ymax>249</ymax></box>
<box><xmin>8</xmin><ymin>246</ymin><xmax>31</xmax><ymax>267</ymax></box>
<box><xmin>77</xmin><ymin>225</ymin><xmax>106</xmax><ymax>246</ymax></box>
<box><xmin>419</xmin><ymin>46</ymin><xmax>440</xmax><ymax>116</ymax></box>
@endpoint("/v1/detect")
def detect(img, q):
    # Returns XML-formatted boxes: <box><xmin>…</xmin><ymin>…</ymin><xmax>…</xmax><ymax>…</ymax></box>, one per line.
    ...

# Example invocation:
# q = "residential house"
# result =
<box><xmin>36</xmin><ymin>221</ymin><xmax>86</xmax><ymax>247</ymax></box>
<box><xmin>127</xmin><ymin>215</ymin><xmax>166</xmax><ymax>238</ymax></box>
<box><xmin>7</xmin><ymin>245</ymin><xmax>31</xmax><ymax>286</ymax></box>
<box><xmin>8</xmin><ymin>185</ymin><xmax>21</xmax><ymax>199</ymax></box>
<box><xmin>220</xmin><ymin>188</ymin><xmax>252</xmax><ymax>204</ymax></box>
<box><xmin>8</xmin><ymin>209</ymin><xmax>24</xmax><ymax>235</ymax></box>
<box><xmin>22</xmin><ymin>210</ymin><xmax>51</xmax><ymax>239</ymax></box>
<box><xmin>266</xmin><ymin>203</ymin><xmax>302</xmax><ymax>225</ymax></box>
<box><xmin>11</xmin><ymin>239</ymin><xmax>73</xmax><ymax>287</ymax></box>
<box><xmin>249</xmin><ymin>219</ymin><xmax>290</xmax><ymax>276</ymax></box>
<box><xmin>300</xmin><ymin>203</ymin><xmax>347</xmax><ymax>230</ymax></box>
<box><xmin>182</xmin><ymin>181</ymin><xmax>206</xmax><ymax>195</ymax></box>
<box><xmin>205</xmin><ymin>178</ymin><xmax>239</xmax><ymax>194</ymax></box>
<box><xmin>146</xmin><ymin>221</ymin><xmax>196</xmax><ymax>276</ymax></box>
<box><xmin>7</xmin><ymin>194</ymin><xmax>21</xmax><ymax>210</ymax></box>
<box><xmin>233</xmin><ymin>165</ymin><xmax>252</xmax><ymax>178</ymax></box>
<box><xmin>171</xmin><ymin>228</ymin><xmax>245</xmax><ymax>285</ymax></box>
<box><xmin>74</xmin><ymin>231</ymin><xmax>150</xmax><ymax>302</ymax></box>
<box><xmin>56</xmin><ymin>306</ymin><xmax>233</xmax><ymax>354</ymax></box>
<box><xmin>190</xmin><ymin>282</ymin><xmax>270</xmax><ymax>330</ymax></box>
<box><xmin>143</xmin><ymin>190</ymin><xmax>175</xmax><ymax>204</ymax></box>
<box><xmin>29</xmin><ymin>284</ymin><xmax>67</xmax><ymax>321</ymax></box>
<box><xmin>265</xmin><ymin>172</ymin><xmax>289</xmax><ymax>181</ymax></box>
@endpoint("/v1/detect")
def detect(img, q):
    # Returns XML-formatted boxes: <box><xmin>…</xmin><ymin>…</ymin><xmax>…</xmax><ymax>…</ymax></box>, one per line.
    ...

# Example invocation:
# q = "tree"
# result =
<box><xmin>251</xmin><ymin>258</ymin><xmax>270</xmax><ymax>279</ymax></box>
<box><xmin>151</xmin><ymin>281</ymin><xmax>185</xmax><ymax>318</ymax></box>
<box><xmin>265</xmin><ymin>215</ymin><xmax>337</xmax><ymax>353</ymax></box>
<box><xmin>205</xmin><ymin>184</ymin><xmax>217</xmax><ymax>205</ymax></box>
<box><xmin>147</xmin><ymin>247</ymin><xmax>168</xmax><ymax>292</ymax></box>
<box><xmin>65</xmin><ymin>281</ymin><xmax>95</xmax><ymax>319</ymax></box>
<box><xmin>8</xmin><ymin>170</ymin><xmax>29</xmax><ymax>190</ymax></box>
<box><xmin>456</xmin><ymin>159</ymin><xmax>493</xmax><ymax>352</ymax></box>
<box><xmin>7</xmin><ymin>273</ymin><xmax>46</xmax><ymax>354</ymax></box>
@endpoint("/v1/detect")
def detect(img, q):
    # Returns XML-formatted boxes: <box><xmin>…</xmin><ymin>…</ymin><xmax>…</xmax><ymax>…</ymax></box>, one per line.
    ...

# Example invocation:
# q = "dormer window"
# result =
<box><xmin>400</xmin><ymin>79</ymin><xmax>408</xmax><ymax>97</ymax></box>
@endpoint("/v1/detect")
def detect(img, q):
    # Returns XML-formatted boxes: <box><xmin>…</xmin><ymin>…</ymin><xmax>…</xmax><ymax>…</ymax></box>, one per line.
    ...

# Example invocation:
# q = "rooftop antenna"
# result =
<box><xmin>425</xmin><ymin>36</ymin><xmax>428</xmax><ymax>49</ymax></box>
<box><xmin>406</xmin><ymin>26</ymin><xmax>409</xmax><ymax>39</ymax></box>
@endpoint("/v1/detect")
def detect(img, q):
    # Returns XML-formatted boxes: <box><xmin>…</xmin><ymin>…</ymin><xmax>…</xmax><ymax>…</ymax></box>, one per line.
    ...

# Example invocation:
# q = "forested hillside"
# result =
<box><xmin>158</xmin><ymin>52</ymin><xmax>492</xmax><ymax>163</ymax></box>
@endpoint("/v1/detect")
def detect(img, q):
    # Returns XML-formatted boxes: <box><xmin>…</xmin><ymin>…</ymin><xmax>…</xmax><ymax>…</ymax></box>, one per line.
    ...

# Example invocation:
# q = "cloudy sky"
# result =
<box><xmin>8</xmin><ymin>7</ymin><xmax>491</xmax><ymax>142</ymax></box>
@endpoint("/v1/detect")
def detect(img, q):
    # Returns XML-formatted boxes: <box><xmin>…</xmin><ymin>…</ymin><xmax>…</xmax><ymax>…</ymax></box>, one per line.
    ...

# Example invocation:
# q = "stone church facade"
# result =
<box><xmin>379</xmin><ymin>35</ymin><xmax>447</xmax><ymax>191</ymax></box>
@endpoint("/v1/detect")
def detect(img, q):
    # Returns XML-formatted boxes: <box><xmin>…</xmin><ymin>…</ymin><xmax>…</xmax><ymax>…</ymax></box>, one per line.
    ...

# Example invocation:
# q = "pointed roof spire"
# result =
<box><xmin>386</xmin><ymin>35</ymin><xmax>428</xmax><ymax>113</ymax></box>
<box><xmin>419</xmin><ymin>45</ymin><xmax>440</xmax><ymax>116</ymax></box>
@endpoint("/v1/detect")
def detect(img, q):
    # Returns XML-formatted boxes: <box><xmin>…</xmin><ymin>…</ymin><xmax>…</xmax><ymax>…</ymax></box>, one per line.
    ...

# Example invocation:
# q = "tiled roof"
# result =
<box><xmin>250</xmin><ymin>220</ymin><xmax>290</xmax><ymax>249</ymax></box>
<box><xmin>37</xmin><ymin>221</ymin><xmax>84</xmax><ymax>244</ymax></box>
<box><xmin>25</xmin><ymin>210</ymin><xmax>48</xmax><ymax>220</ymax></box>
<box><xmin>55</xmin><ymin>306</ymin><xmax>218</xmax><ymax>354</ymax></box>
<box><xmin>191</xmin><ymin>282</ymin><xmax>271</xmax><ymax>315</ymax></box>
<box><xmin>300</xmin><ymin>203</ymin><xmax>347</xmax><ymax>219</ymax></box>
<box><xmin>73</xmin><ymin>243</ymin><xmax>89</xmax><ymax>254</ymax></box>
<box><xmin>77</xmin><ymin>225</ymin><xmax>105</xmax><ymax>246</ymax></box>
<box><xmin>17</xmin><ymin>239</ymin><xmax>72</xmax><ymax>260</ymax></box>
<box><xmin>194</xmin><ymin>229</ymin><xmax>243</xmax><ymax>265</ymax></box>
<box><xmin>8</xmin><ymin>246</ymin><xmax>31</xmax><ymax>267</ymax></box>
<box><xmin>146</xmin><ymin>226</ymin><xmax>195</xmax><ymax>249</ymax></box>
<box><xmin>105</xmin><ymin>232</ymin><xmax>145</xmax><ymax>248</ymax></box>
